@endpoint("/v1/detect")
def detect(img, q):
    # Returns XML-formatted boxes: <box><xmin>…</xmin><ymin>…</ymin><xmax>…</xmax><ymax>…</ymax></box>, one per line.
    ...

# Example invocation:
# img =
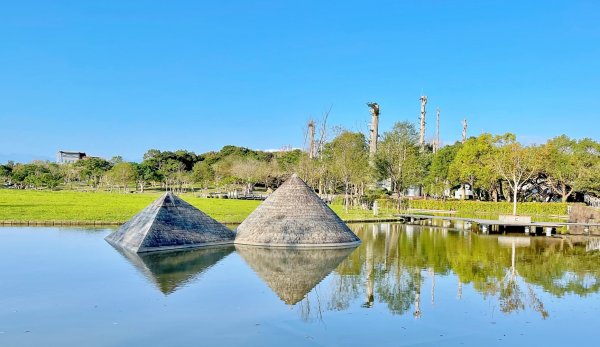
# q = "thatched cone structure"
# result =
<box><xmin>105</xmin><ymin>192</ymin><xmax>235</xmax><ymax>253</ymax></box>
<box><xmin>236</xmin><ymin>245</ymin><xmax>355</xmax><ymax>305</ymax></box>
<box><xmin>112</xmin><ymin>245</ymin><xmax>234</xmax><ymax>295</ymax></box>
<box><xmin>234</xmin><ymin>174</ymin><xmax>360</xmax><ymax>247</ymax></box>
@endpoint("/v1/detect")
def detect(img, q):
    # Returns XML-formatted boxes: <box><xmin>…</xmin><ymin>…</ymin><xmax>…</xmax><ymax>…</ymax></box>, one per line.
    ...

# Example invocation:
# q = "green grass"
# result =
<box><xmin>0</xmin><ymin>189</ymin><xmax>396</xmax><ymax>224</ymax></box>
<box><xmin>408</xmin><ymin>199</ymin><xmax>569</xmax><ymax>217</ymax></box>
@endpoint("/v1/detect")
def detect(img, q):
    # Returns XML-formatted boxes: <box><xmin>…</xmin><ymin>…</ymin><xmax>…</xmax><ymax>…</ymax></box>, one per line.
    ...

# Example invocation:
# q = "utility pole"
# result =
<box><xmin>367</xmin><ymin>102</ymin><xmax>380</xmax><ymax>160</ymax></box>
<box><xmin>419</xmin><ymin>95</ymin><xmax>427</xmax><ymax>148</ymax></box>
<box><xmin>434</xmin><ymin>107</ymin><xmax>440</xmax><ymax>153</ymax></box>
<box><xmin>462</xmin><ymin>118</ymin><xmax>468</xmax><ymax>144</ymax></box>
<box><xmin>308</xmin><ymin>120</ymin><xmax>315</xmax><ymax>159</ymax></box>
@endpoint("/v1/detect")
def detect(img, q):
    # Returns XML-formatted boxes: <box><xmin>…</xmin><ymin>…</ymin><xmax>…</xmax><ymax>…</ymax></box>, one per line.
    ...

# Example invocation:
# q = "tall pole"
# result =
<box><xmin>434</xmin><ymin>107</ymin><xmax>440</xmax><ymax>153</ymax></box>
<box><xmin>462</xmin><ymin>118</ymin><xmax>468</xmax><ymax>144</ymax></box>
<box><xmin>367</xmin><ymin>102</ymin><xmax>380</xmax><ymax>160</ymax></box>
<box><xmin>419</xmin><ymin>96</ymin><xmax>427</xmax><ymax>148</ymax></box>
<box><xmin>308</xmin><ymin>120</ymin><xmax>315</xmax><ymax>159</ymax></box>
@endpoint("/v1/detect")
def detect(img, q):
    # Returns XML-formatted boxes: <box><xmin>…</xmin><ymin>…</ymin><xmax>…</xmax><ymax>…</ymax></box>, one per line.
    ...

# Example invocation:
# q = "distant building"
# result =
<box><xmin>57</xmin><ymin>151</ymin><xmax>87</xmax><ymax>164</ymax></box>
<box><xmin>405</xmin><ymin>186</ymin><xmax>423</xmax><ymax>198</ymax></box>
<box><xmin>454</xmin><ymin>184</ymin><xmax>474</xmax><ymax>200</ymax></box>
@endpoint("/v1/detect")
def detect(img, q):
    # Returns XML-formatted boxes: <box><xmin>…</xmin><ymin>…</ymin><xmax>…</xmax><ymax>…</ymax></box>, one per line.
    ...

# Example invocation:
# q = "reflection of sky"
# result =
<box><xmin>1</xmin><ymin>226</ymin><xmax>599</xmax><ymax>346</ymax></box>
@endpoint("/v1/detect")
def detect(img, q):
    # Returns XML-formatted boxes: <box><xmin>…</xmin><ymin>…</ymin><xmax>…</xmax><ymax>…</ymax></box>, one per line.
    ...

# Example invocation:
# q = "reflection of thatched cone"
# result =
<box><xmin>106</xmin><ymin>192</ymin><xmax>235</xmax><ymax>253</ymax></box>
<box><xmin>236</xmin><ymin>245</ymin><xmax>356</xmax><ymax>305</ymax></box>
<box><xmin>112</xmin><ymin>245</ymin><xmax>234</xmax><ymax>294</ymax></box>
<box><xmin>235</xmin><ymin>174</ymin><xmax>360</xmax><ymax>247</ymax></box>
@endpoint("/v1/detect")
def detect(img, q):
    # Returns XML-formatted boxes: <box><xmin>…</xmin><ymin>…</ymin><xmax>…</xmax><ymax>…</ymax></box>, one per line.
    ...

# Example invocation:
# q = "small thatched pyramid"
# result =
<box><xmin>105</xmin><ymin>192</ymin><xmax>235</xmax><ymax>253</ymax></box>
<box><xmin>235</xmin><ymin>174</ymin><xmax>360</xmax><ymax>247</ymax></box>
<box><xmin>112</xmin><ymin>245</ymin><xmax>234</xmax><ymax>294</ymax></box>
<box><xmin>236</xmin><ymin>245</ymin><xmax>355</xmax><ymax>305</ymax></box>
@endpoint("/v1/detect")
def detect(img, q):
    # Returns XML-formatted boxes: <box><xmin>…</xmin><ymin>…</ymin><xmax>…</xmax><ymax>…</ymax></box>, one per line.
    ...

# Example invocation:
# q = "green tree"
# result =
<box><xmin>107</xmin><ymin>162</ymin><xmax>137</xmax><ymax>192</ymax></box>
<box><xmin>375</xmin><ymin>122</ymin><xmax>425</xmax><ymax>207</ymax></box>
<box><xmin>192</xmin><ymin>161</ymin><xmax>215</xmax><ymax>190</ymax></box>
<box><xmin>449</xmin><ymin>133</ymin><xmax>510</xmax><ymax>200</ymax></box>
<box><xmin>542</xmin><ymin>136</ymin><xmax>600</xmax><ymax>200</ymax></box>
<box><xmin>133</xmin><ymin>162</ymin><xmax>160</xmax><ymax>192</ymax></box>
<box><xmin>425</xmin><ymin>142</ymin><xmax>462</xmax><ymax>198</ymax></box>
<box><xmin>324</xmin><ymin>131</ymin><xmax>369</xmax><ymax>211</ymax></box>
<box><xmin>0</xmin><ymin>164</ymin><xmax>12</xmax><ymax>185</ymax></box>
<box><xmin>75</xmin><ymin>158</ymin><xmax>112</xmax><ymax>190</ymax></box>
<box><xmin>493</xmin><ymin>143</ymin><xmax>539</xmax><ymax>215</ymax></box>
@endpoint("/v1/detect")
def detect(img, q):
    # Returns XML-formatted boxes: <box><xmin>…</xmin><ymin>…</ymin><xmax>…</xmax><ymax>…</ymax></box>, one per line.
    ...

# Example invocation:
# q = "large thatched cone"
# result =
<box><xmin>234</xmin><ymin>174</ymin><xmax>361</xmax><ymax>247</ymax></box>
<box><xmin>105</xmin><ymin>192</ymin><xmax>235</xmax><ymax>253</ymax></box>
<box><xmin>236</xmin><ymin>245</ymin><xmax>355</xmax><ymax>305</ymax></box>
<box><xmin>112</xmin><ymin>245</ymin><xmax>234</xmax><ymax>295</ymax></box>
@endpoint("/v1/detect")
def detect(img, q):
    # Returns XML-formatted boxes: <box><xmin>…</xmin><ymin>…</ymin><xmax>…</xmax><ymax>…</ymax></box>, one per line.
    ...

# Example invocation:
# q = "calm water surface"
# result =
<box><xmin>1</xmin><ymin>224</ymin><xmax>599</xmax><ymax>346</ymax></box>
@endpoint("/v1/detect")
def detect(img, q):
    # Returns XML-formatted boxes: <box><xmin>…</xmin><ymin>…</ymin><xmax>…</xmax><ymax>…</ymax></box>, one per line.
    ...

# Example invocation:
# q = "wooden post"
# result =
<box><xmin>434</xmin><ymin>107</ymin><xmax>440</xmax><ymax>153</ymax></box>
<box><xmin>367</xmin><ymin>102</ymin><xmax>380</xmax><ymax>160</ymax></box>
<box><xmin>308</xmin><ymin>120</ymin><xmax>315</xmax><ymax>159</ymax></box>
<box><xmin>462</xmin><ymin>118</ymin><xmax>467</xmax><ymax>144</ymax></box>
<box><xmin>419</xmin><ymin>96</ymin><xmax>427</xmax><ymax>147</ymax></box>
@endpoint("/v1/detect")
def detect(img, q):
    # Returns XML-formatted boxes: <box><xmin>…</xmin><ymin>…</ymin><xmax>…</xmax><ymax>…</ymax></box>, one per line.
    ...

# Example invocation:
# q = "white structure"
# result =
<box><xmin>454</xmin><ymin>184</ymin><xmax>474</xmax><ymax>200</ymax></box>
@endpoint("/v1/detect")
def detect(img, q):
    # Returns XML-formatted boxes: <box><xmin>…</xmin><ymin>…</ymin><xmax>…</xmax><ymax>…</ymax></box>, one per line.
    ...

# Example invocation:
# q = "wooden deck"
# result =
<box><xmin>395</xmin><ymin>213</ymin><xmax>600</xmax><ymax>236</ymax></box>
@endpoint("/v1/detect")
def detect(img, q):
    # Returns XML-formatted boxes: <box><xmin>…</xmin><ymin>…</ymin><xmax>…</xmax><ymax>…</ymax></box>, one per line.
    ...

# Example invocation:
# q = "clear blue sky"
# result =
<box><xmin>1</xmin><ymin>0</ymin><xmax>598</xmax><ymax>163</ymax></box>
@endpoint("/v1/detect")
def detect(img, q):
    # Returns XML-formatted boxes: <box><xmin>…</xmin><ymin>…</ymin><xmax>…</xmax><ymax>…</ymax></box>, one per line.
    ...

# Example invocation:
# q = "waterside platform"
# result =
<box><xmin>396</xmin><ymin>213</ymin><xmax>600</xmax><ymax>236</ymax></box>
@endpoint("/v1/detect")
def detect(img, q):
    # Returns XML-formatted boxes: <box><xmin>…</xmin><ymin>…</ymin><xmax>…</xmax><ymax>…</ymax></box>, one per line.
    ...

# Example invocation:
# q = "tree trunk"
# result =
<box><xmin>512</xmin><ymin>185</ymin><xmax>518</xmax><ymax>216</ymax></box>
<box><xmin>344</xmin><ymin>180</ymin><xmax>349</xmax><ymax>213</ymax></box>
<box><xmin>561</xmin><ymin>184</ymin><xmax>570</xmax><ymax>203</ymax></box>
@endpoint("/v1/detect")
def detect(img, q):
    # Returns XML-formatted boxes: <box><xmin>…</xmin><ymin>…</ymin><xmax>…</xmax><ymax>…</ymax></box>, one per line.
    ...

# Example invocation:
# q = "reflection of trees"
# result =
<box><xmin>327</xmin><ymin>224</ymin><xmax>600</xmax><ymax>318</ymax></box>
<box><xmin>516</xmin><ymin>238</ymin><xmax>600</xmax><ymax>297</ymax></box>
<box><xmin>333</xmin><ymin>224</ymin><xmax>451</xmax><ymax>316</ymax></box>
<box><xmin>497</xmin><ymin>239</ymin><xmax>548</xmax><ymax>319</ymax></box>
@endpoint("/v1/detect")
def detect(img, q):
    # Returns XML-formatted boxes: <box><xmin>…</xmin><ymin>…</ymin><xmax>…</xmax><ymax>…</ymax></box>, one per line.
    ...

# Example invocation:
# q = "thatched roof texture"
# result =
<box><xmin>105</xmin><ymin>192</ymin><xmax>235</xmax><ymax>253</ymax></box>
<box><xmin>236</xmin><ymin>245</ymin><xmax>355</xmax><ymax>305</ymax></box>
<box><xmin>112</xmin><ymin>245</ymin><xmax>234</xmax><ymax>294</ymax></box>
<box><xmin>234</xmin><ymin>174</ymin><xmax>360</xmax><ymax>247</ymax></box>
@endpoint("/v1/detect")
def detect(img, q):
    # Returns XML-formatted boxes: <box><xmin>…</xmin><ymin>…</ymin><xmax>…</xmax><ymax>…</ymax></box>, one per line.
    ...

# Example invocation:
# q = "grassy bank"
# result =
<box><xmin>0</xmin><ymin>189</ymin><xmax>570</xmax><ymax>225</ymax></box>
<box><xmin>408</xmin><ymin>199</ymin><xmax>569</xmax><ymax>216</ymax></box>
<box><xmin>0</xmin><ymin>189</ymin><xmax>397</xmax><ymax>224</ymax></box>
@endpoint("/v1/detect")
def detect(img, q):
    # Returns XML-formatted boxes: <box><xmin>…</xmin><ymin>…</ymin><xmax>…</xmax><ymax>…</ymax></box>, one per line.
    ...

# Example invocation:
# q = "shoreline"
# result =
<box><xmin>0</xmin><ymin>217</ymin><xmax>408</xmax><ymax>227</ymax></box>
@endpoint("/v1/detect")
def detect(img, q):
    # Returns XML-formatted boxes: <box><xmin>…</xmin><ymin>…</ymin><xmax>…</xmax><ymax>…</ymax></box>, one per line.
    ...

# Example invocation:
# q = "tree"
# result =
<box><xmin>133</xmin><ymin>162</ymin><xmax>160</xmax><ymax>192</ymax></box>
<box><xmin>231</xmin><ymin>158</ymin><xmax>263</xmax><ymax>194</ymax></box>
<box><xmin>493</xmin><ymin>143</ymin><xmax>539</xmax><ymax>215</ymax></box>
<box><xmin>75</xmin><ymin>158</ymin><xmax>112</xmax><ymax>190</ymax></box>
<box><xmin>59</xmin><ymin>163</ymin><xmax>82</xmax><ymax>189</ymax></box>
<box><xmin>110</xmin><ymin>156</ymin><xmax>124</xmax><ymax>165</ymax></box>
<box><xmin>542</xmin><ymin>136</ymin><xmax>600</xmax><ymax>201</ymax></box>
<box><xmin>425</xmin><ymin>142</ymin><xmax>462</xmax><ymax>198</ymax></box>
<box><xmin>159</xmin><ymin>159</ymin><xmax>187</xmax><ymax>192</ymax></box>
<box><xmin>449</xmin><ymin>133</ymin><xmax>511</xmax><ymax>200</ymax></box>
<box><xmin>324</xmin><ymin>131</ymin><xmax>369</xmax><ymax>211</ymax></box>
<box><xmin>375</xmin><ymin>122</ymin><xmax>425</xmax><ymax>208</ymax></box>
<box><xmin>107</xmin><ymin>162</ymin><xmax>137</xmax><ymax>192</ymax></box>
<box><xmin>192</xmin><ymin>161</ymin><xmax>215</xmax><ymax>190</ymax></box>
<box><xmin>0</xmin><ymin>165</ymin><xmax>12</xmax><ymax>185</ymax></box>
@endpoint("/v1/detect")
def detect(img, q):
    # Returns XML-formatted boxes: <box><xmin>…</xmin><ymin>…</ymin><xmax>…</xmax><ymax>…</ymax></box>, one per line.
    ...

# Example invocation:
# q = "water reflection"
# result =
<box><xmin>111</xmin><ymin>245</ymin><xmax>234</xmax><ymax>294</ymax></box>
<box><xmin>332</xmin><ymin>224</ymin><xmax>600</xmax><ymax>319</ymax></box>
<box><xmin>110</xmin><ymin>223</ymin><xmax>600</xmax><ymax>318</ymax></box>
<box><xmin>235</xmin><ymin>245</ymin><xmax>355</xmax><ymax>305</ymax></box>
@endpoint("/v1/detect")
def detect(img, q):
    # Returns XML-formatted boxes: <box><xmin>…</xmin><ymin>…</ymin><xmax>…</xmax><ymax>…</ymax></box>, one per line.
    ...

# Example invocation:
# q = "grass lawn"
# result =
<box><xmin>0</xmin><ymin>189</ymin><xmax>397</xmax><ymax>224</ymax></box>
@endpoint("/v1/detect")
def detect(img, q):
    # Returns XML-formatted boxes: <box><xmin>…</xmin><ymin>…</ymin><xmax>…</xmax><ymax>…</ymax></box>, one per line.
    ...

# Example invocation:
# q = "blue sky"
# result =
<box><xmin>1</xmin><ymin>0</ymin><xmax>598</xmax><ymax>163</ymax></box>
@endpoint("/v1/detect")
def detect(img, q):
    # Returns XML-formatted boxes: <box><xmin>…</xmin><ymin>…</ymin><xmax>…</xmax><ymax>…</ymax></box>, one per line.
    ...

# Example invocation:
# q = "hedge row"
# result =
<box><xmin>408</xmin><ymin>200</ymin><xmax>569</xmax><ymax>216</ymax></box>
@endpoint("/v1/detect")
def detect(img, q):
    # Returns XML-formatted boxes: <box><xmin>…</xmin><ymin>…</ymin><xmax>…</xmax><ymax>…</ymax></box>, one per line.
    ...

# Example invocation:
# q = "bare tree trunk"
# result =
<box><xmin>512</xmin><ymin>184</ymin><xmax>518</xmax><ymax>215</ymax></box>
<box><xmin>344</xmin><ymin>180</ymin><xmax>349</xmax><ymax>213</ymax></box>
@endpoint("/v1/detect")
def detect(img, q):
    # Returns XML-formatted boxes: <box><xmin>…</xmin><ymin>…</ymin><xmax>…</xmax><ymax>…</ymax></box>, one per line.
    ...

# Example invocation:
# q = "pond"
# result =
<box><xmin>1</xmin><ymin>223</ymin><xmax>599</xmax><ymax>346</ymax></box>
